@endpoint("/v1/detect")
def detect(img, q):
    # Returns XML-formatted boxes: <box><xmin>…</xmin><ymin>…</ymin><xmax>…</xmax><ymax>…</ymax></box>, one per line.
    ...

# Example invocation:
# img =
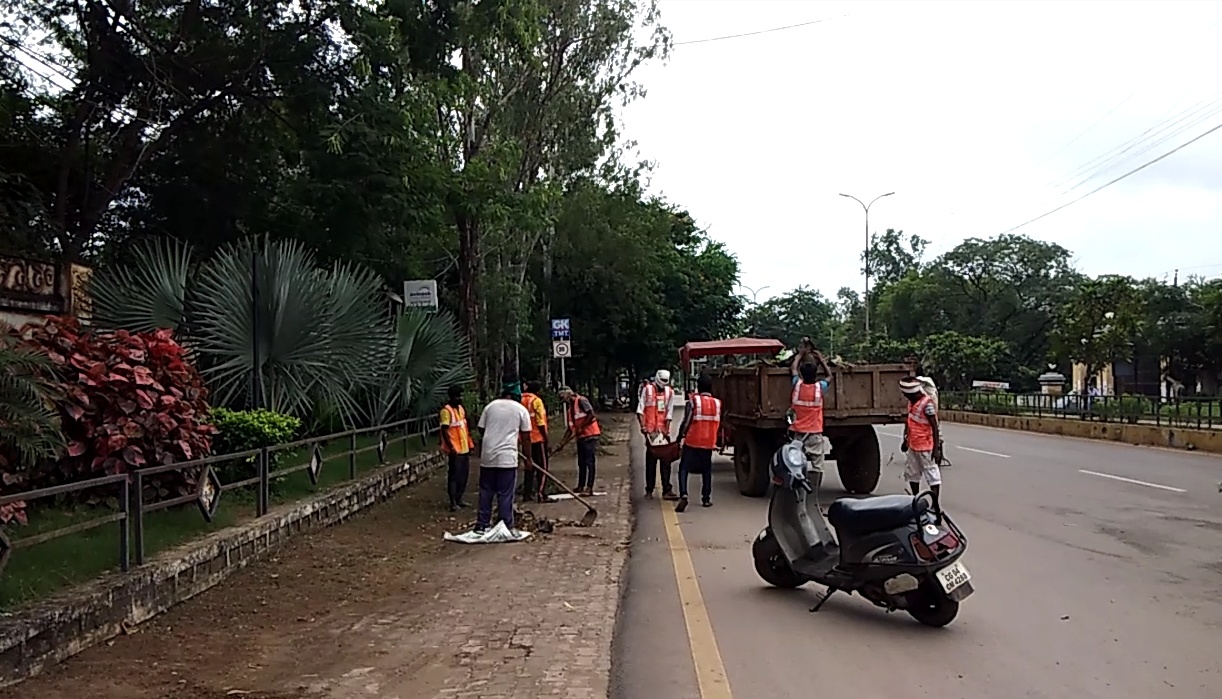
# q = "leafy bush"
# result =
<box><xmin>20</xmin><ymin>316</ymin><xmax>215</xmax><ymax>498</ymax></box>
<box><xmin>210</xmin><ymin>407</ymin><xmax>301</xmax><ymax>483</ymax></box>
<box><xmin>89</xmin><ymin>236</ymin><xmax>391</xmax><ymax>426</ymax></box>
<box><xmin>0</xmin><ymin>321</ymin><xmax>66</xmax><ymax>525</ymax></box>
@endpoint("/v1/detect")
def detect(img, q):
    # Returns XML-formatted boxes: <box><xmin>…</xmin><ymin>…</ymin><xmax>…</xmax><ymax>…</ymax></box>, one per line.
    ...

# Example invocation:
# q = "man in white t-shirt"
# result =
<box><xmin>475</xmin><ymin>378</ymin><xmax>533</xmax><ymax>533</ymax></box>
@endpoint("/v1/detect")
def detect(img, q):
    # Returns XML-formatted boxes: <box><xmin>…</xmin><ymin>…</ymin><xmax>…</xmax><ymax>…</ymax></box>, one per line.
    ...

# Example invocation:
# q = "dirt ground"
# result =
<box><xmin>4</xmin><ymin>415</ymin><xmax>633</xmax><ymax>699</ymax></box>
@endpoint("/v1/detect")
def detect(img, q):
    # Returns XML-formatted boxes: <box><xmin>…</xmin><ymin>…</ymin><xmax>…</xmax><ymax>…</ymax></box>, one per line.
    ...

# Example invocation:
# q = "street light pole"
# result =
<box><xmin>839</xmin><ymin>191</ymin><xmax>895</xmax><ymax>338</ymax></box>
<box><xmin>737</xmin><ymin>284</ymin><xmax>770</xmax><ymax>337</ymax></box>
<box><xmin>737</xmin><ymin>284</ymin><xmax>770</xmax><ymax>305</ymax></box>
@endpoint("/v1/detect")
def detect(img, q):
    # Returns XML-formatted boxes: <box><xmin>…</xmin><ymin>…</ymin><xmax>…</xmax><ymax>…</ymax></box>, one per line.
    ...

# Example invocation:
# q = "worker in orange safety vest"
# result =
<box><xmin>559</xmin><ymin>385</ymin><xmax>601</xmax><ymax>496</ymax></box>
<box><xmin>638</xmin><ymin>369</ymin><xmax>677</xmax><ymax>499</ymax></box>
<box><xmin>439</xmin><ymin>385</ymin><xmax>473</xmax><ymax>512</ymax></box>
<box><xmin>675</xmin><ymin>373</ymin><xmax>721</xmax><ymax>512</ymax></box>
<box><xmin>519</xmin><ymin>380</ymin><xmax>552</xmax><ymax>503</ymax></box>
<box><xmin>900</xmin><ymin>376</ymin><xmax>944</xmax><ymax>518</ymax></box>
<box><xmin>790</xmin><ymin>345</ymin><xmax>832</xmax><ymax>481</ymax></box>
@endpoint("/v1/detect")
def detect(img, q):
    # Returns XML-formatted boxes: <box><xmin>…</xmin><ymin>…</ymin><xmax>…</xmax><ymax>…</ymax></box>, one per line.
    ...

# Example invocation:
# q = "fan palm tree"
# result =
<box><xmin>368</xmin><ymin>309</ymin><xmax>474</xmax><ymax>425</ymax></box>
<box><xmin>0</xmin><ymin>321</ymin><xmax>65</xmax><ymax>473</ymax></box>
<box><xmin>88</xmin><ymin>236</ymin><xmax>403</xmax><ymax>426</ymax></box>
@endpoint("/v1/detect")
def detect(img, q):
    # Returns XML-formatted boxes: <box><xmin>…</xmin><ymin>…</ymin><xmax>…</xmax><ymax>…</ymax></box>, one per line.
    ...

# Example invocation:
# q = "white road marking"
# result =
<box><xmin>956</xmin><ymin>445</ymin><xmax>1011</xmax><ymax>458</ymax></box>
<box><xmin>1078</xmin><ymin>469</ymin><xmax>1187</xmax><ymax>493</ymax></box>
<box><xmin>878</xmin><ymin>431</ymin><xmax>903</xmax><ymax>438</ymax></box>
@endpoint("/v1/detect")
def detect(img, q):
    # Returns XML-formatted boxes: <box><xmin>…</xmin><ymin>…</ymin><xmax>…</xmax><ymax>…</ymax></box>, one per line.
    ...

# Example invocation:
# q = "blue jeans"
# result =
<box><xmin>678</xmin><ymin>446</ymin><xmax>714</xmax><ymax>502</ymax></box>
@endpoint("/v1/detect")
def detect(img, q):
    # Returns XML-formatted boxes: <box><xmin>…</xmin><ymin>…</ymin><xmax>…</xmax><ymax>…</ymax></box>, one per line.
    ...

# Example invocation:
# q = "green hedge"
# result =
<box><xmin>209</xmin><ymin>408</ymin><xmax>302</xmax><ymax>485</ymax></box>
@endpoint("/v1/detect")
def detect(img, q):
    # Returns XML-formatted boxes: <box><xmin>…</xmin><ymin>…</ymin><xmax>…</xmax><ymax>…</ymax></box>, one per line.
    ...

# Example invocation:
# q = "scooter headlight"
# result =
<box><xmin>771</xmin><ymin>440</ymin><xmax>808</xmax><ymax>489</ymax></box>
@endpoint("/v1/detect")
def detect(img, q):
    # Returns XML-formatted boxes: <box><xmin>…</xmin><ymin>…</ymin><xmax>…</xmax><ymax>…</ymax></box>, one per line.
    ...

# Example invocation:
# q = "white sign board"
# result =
<box><xmin>402</xmin><ymin>279</ymin><xmax>438</xmax><ymax>311</ymax></box>
<box><xmin>552</xmin><ymin>340</ymin><xmax>571</xmax><ymax>359</ymax></box>
<box><xmin>971</xmin><ymin>380</ymin><xmax>1010</xmax><ymax>391</ymax></box>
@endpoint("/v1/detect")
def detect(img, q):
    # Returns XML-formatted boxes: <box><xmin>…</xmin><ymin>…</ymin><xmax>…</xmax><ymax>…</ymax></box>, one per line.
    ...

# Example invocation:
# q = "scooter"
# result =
<box><xmin>751</xmin><ymin>422</ymin><xmax>974</xmax><ymax>627</ymax></box>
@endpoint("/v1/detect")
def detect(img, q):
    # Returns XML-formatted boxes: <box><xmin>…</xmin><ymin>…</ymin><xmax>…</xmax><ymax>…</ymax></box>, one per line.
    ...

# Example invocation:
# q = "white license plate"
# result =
<box><xmin>935</xmin><ymin>561</ymin><xmax>971</xmax><ymax>593</ymax></box>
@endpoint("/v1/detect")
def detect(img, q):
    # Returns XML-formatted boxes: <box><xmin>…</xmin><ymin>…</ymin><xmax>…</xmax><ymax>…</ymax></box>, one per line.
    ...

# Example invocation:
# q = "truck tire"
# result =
<box><xmin>734</xmin><ymin>430</ymin><xmax>771</xmax><ymax>497</ymax></box>
<box><xmin>837</xmin><ymin>427</ymin><xmax>881</xmax><ymax>494</ymax></box>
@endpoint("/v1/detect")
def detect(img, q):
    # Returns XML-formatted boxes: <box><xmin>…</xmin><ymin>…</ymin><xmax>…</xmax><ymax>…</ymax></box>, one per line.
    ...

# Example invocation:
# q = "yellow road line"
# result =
<box><xmin>661</xmin><ymin>503</ymin><xmax>734</xmax><ymax>699</ymax></box>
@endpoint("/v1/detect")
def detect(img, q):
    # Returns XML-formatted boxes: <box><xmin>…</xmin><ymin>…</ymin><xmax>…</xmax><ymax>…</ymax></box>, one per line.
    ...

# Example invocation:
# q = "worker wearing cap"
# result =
<box><xmin>558</xmin><ymin>385</ymin><xmax>601</xmax><ymax>496</ymax></box>
<box><xmin>638</xmin><ymin>369</ymin><xmax>677</xmax><ymax>499</ymax></box>
<box><xmin>900</xmin><ymin>376</ymin><xmax>944</xmax><ymax>517</ymax></box>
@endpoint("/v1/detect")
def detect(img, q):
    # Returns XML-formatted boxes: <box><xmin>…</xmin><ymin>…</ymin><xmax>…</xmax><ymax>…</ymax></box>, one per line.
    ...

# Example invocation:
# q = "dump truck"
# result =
<box><xmin>679</xmin><ymin>337</ymin><xmax>914</xmax><ymax>498</ymax></box>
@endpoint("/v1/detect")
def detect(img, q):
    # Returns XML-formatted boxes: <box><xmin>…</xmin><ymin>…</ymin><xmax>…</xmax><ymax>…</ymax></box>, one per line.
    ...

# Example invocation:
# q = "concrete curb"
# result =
<box><xmin>943</xmin><ymin>410</ymin><xmax>1222</xmax><ymax>454</ymax></box>
<box><xmin>0</xmin><ymin>451</ymin><xmax>445</xmax><ymax>688</ymax></box>
<box><xmin>607</xmin><ymin>425</ymin><xmax>637</xmax><ymax>699</ymax></box>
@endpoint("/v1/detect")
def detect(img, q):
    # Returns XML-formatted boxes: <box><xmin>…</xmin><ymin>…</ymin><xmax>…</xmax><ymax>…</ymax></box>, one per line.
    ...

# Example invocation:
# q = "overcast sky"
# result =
<box><xmin>618</xmin><ymin>0</ymin><xmax>1222</xmax><ymax>304</ymax></box>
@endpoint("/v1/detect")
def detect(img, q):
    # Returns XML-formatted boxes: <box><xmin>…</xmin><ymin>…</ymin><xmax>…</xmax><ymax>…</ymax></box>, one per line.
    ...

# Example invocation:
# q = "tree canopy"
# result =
<box><xmin>761</xmin><ymin>228</ymin><xmax>1222</xmax><ymax>395</ymax></box>
<box><xmin>0</xmin><ymin>0</ymin><xmax>743</xmax><ymax>398</ymax></box>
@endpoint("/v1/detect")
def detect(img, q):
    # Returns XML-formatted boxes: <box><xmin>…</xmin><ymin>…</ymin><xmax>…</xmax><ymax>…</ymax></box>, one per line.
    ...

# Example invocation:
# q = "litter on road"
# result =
<box><xmin>442</xmin><ymin>521</ymin><xmax>532</xmax><ymax>544</ymax></box>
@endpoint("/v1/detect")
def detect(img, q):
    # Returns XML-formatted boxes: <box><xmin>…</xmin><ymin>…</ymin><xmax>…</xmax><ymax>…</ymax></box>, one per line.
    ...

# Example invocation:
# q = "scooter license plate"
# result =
<box><xmin>935</xmin><ymin>561</ymin><xmax>971</xmax><ymax>594</ymax></box>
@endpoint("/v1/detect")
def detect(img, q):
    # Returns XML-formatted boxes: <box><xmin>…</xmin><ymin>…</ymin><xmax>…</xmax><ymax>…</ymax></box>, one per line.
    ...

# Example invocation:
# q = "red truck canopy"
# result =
<box><xmin>678</xmin><ymin>337</ymin><xmax>786</xmax><ymax>366</ymax></box>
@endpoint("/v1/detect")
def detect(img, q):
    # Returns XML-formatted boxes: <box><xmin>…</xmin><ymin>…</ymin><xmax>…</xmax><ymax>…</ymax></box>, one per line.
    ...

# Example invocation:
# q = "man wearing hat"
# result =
<box><xmin>900</xmin><ymin>376</ymin><xmax>945</xmax><ymax>517</ymax></box>
<box><xmin>638</xmin><ymin>369</ymin><xmax>677</xmax><ymax>499</ymax></box>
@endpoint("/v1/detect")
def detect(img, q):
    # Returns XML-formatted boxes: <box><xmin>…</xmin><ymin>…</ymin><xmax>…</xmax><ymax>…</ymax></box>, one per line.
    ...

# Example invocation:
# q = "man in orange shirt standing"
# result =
<box><xmin>520</xmin><ymin>380</ymin><xmax>552</xmax><ymax>503</ymax></box>
<box><xmin>439</xmin><ymin>385</ymin><xmax>473</xmax><ymax>512</ymax></box>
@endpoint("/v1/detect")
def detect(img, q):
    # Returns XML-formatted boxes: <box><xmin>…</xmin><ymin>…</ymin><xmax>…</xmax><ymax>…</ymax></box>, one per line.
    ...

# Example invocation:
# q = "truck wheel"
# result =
<box><xmin>837</xmin><ymin>427</ymin><xmax>881</xmax><ymax>494</ymax></box>
<box><xmin>737</xmin><ymin>432</ymin><xmax>771</xmax><ymax>497</ymax></box>
<box><xmin>752</xmin><ymin>528</ymin><xmax>805</xmax><ymax>588</ymax></box>
<box><xmin>733</xmin><ymin>432</ymin><xmax>756</xmax><ymax>495</ymax></box>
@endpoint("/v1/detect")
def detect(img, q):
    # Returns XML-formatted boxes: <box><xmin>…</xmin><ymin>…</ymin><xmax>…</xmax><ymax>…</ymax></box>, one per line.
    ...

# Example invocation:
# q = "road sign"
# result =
<box><xmin>552</xmin><ymin>340</ymin><xmax>571</xmax><ymax>359</ymax></box>
<box><xmin>551</xmin><ymin>318</ymin><xmax>570</xmax><ymax>339</ymax></box>
<box><xmin>402</xmin><ymin>279</ymin><xmax>438</xmax><ymax>311</ymax></box>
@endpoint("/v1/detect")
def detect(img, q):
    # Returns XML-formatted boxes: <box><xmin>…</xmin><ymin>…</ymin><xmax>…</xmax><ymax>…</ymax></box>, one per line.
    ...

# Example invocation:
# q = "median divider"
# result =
<box><xmin>942</xmin><ymin>410</ymin><xmax>1222</xmax><ymax>454</ymax></box>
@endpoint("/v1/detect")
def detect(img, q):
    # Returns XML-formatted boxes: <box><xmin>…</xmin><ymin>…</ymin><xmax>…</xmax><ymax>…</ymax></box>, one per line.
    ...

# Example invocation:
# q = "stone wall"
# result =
<box><xmin>0</xmin><ymin>451</ymin><xmax>445</xmax><ymax>687</ymax></box>
<box><xmin>942</xmin><ymin>410</ymin><xmax>1222</xmax><ymax>454</ymax></box>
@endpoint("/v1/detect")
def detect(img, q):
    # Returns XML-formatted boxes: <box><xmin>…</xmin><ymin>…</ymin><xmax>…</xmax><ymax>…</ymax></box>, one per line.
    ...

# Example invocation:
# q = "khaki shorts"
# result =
<box><xmin>793</xmin><ymin>432</ymin><xmax>826</xmax><ymax>471</ymax></box>
<box><xmin>903</xmin><ymin>449</ymin><xmax>942</xmax><ymax>486</ymax></box>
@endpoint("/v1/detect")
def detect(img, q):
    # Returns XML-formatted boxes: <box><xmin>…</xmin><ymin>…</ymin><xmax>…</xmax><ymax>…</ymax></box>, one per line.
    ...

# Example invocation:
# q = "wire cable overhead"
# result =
<box><xmin>674</xmin><ymin>14</ymin><xmax>851</xmax><ymax>45</ymax></box>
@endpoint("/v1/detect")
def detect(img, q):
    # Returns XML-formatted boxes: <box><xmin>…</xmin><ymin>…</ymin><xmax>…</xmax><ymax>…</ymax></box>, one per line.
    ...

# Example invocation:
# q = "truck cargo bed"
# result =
<box><xmin>711</xmin><ymin>364</ymin><xmax>911</xmax><ymax>427</ymax></box>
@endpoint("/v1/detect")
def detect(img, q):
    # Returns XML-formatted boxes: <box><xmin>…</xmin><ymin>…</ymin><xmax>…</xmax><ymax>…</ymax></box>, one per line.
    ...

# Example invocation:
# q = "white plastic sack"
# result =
<box><xmin>443</xmin><ymin>520</ymin><xmax>532</xmax><ymax>544</ymax></box>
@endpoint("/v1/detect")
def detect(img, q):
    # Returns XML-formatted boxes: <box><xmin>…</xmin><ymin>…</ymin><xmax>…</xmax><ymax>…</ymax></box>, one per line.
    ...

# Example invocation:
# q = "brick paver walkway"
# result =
<box><xmin>5</xmin><ymin>417</ymin><xmax>634</xmax><ymax>699</ymax></box>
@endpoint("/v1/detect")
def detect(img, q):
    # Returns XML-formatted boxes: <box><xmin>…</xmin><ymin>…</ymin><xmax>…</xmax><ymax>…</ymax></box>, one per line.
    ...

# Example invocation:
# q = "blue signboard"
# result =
<box><xmin>551</xmin><ymin>318</ymin><xmax>570</xmax><ymax>339</ymax></box>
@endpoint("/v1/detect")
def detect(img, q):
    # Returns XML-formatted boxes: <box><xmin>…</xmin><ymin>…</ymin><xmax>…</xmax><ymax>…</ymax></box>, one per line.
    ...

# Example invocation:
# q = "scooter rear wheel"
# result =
<box><xmin>906</xmin><ymin>587</ymin><xmax>960</xmax><ymax>627</ymax></box>
<box><xmin>752</xmin><ymin>529</ymin><xmax>806</xmax><ymax>589</ymax></box>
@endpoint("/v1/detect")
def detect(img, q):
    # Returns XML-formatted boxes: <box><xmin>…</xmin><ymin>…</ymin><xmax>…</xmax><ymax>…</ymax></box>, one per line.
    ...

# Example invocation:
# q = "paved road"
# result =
<box><xmin>611</xmin><ymin>419</ymin><xmax>1222</xmax><ymax>699</ymax></box>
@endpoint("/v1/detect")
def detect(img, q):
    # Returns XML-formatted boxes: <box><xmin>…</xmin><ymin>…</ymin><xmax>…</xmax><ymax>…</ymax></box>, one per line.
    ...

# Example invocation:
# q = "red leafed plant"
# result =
<box><xmin>21</xmin><ymin>316</ymin><xmax>216</xmax><ymax>497</ymax></box>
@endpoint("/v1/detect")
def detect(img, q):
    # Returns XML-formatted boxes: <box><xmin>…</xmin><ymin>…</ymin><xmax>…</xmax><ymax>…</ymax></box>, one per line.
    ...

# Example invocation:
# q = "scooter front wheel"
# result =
<box><xmin>752</xmin><ymin>528</ymin><xmax>806</xmax><ymax>589</ymax></box>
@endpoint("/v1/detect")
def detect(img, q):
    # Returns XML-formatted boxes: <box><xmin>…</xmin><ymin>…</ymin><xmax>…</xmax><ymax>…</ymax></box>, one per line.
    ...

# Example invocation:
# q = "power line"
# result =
<box><xmin>999</xmin><ymin>119</ymin><xmax>1222</xmax><ymax>235</ymax></box>
<box><xmin>673</xmin><ymin>14</ymin><xmax>851</xmax><ymax>46</ymax></box>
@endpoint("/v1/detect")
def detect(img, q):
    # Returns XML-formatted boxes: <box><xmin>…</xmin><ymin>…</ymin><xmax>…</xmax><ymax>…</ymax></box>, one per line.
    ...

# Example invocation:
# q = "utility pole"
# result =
<box><xmin>839</xmin><ymin>191</ymin><xmax>895</xmax><ymax>338</ymax></box>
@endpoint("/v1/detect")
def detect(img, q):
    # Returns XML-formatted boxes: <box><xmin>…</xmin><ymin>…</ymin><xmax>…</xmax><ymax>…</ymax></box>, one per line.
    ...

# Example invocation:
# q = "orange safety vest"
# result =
<box><xmin>439</xmin><ymin>404</ymin><xmax>471</xmax><ymax>455</ymax></box>
<box><xmin>791</xmin><ymin>381</ymin><xmax>824</xmax><ymax>434</ymax></box>
<box><xmin>568</xmin><ymin>395</ymin><xmax>602</xmax><ymax>439</ymax></box>
<box><xmin>521</xmin><ymin>392</ymin><xmax>548</xmax><ymax>444</ymax></box>
<box><xmin>906</xmin><ymin>395</ymin><xmax>936</xmax><ymax>452</ymax></box>
<box><xmin>640</xmin><ymin>383</ymin><xmax>673</xmax><ymax>432</ymax></box>
<box><xmin>685</xmin><ymin>393</ymin><xmax>721</xmax><ymax>450</ymax></box>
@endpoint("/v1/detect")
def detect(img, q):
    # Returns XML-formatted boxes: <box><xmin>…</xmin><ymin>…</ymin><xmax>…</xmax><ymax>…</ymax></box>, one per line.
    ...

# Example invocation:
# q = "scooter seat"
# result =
<box><xmin>827</xmin><ymin>494</ymin><xmax>928</xmax><ymax>536</ymax></box>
